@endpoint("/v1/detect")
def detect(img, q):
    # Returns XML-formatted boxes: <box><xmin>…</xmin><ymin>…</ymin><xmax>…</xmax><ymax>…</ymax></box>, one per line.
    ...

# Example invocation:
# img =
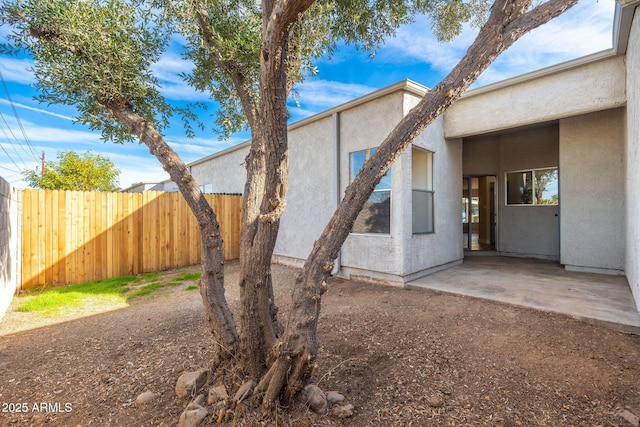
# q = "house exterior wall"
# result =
<box><xmin>160</xmin><ymin>144</ymin><xmax>249</xmax><ymax>194</ymax></box>
<box><xmin>401</xmin><ymin>94</ymin><xmax>463</xmax><ymax>280</ymax></box>
<box><xmin>626</xmin><ymin>8</ymin><xmax>640</xmax><ymax>307</ymax></box>
<box><xmin>560</xmin><ymin>108</ymin><xmax>626</xmax><ymax>274</ymax></box>
<box><xmin>463</xmin><ymin>125</ymin><xmax>560</xmax><ymax>259</ymax></box>
<box><xmin>444</xmin><ymin>54</ymin><xmax>626</xmax><ymax>139</ymax></box>
<box><xmin>499</xmin><ymin>126</ymin><xmax>560</xmax><ymax>259</ymax></box>
<box><xmin>272</xmin><ymin>115</ymin><xmax>337</xmax><ymax>263</ymax></box>
<box><xmin>338</xmin><ymin>91</ymin><xmax>407</xmax><ymax>283</ymax></box>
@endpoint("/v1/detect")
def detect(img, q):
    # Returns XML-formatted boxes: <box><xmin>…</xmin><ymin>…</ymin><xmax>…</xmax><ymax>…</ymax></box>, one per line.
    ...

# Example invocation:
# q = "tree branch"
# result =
<box><xmin>106</xmin><ymin>102</ymin><xmax>240</xmax><ymax>356</ymax></box>
<box><xmin>265</xmin><ymin>0</ymin><xmax>316</xmax><ymax>43</ymax></box>
<box><xmin>504</xmin><ymin>0</ymin><xmax>579</xmax><ymax>39</ymax></box>
<box><xmin>191</xmin><ymin>0</ymin><xmax>259</xmax><ymax>130</ymax></box>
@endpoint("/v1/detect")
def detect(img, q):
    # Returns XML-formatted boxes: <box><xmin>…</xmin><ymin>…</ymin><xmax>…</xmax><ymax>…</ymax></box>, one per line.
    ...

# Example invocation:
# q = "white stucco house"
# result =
<box><xmin>150</xmin><ymin>1</ymin><xmax>640</xmax><ymax>310</ymax></box>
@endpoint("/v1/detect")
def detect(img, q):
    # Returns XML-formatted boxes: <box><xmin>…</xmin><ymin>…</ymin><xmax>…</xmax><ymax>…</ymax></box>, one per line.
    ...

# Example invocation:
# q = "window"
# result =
<box><xmin>412</xmin><ymin>147</ymin><xmax>434</xmax><ymax>234</ymax></box>
<box><xmin>506</xmin><ymin>168</ymin><xmax>558</xmax><ymax>205</ymax></box>
<box><xmin>199</xmin><ymin>184</ymin><xmax>213</xmax><ymax>194</ymax></box>
<box><xmin>350</xmin><ymin>148</ymin><xmax>391</xmax><ymax>234</ymax></box>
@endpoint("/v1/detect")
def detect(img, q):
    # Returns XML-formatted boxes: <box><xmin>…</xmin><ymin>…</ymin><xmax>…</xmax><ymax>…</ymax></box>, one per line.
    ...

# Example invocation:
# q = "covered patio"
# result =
<box><xmin>408</xmin><ymin>256</ymin><xmax>640</xmax><ymax>333</ymax></box>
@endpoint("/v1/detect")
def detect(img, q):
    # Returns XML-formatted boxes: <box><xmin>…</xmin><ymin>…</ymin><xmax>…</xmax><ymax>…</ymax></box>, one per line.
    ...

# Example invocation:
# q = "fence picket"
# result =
<box><xmin>20</xmin><ymin>190</ymin><xmax>241</xmax><ymax>288</ymax></box>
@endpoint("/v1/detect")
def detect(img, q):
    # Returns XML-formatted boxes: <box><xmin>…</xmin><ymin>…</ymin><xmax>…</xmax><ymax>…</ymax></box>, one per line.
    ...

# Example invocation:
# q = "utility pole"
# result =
<box><xmin>41</xmin><ymin>151</ymin><xmax>45</xmax><ymax>179</ymax></box>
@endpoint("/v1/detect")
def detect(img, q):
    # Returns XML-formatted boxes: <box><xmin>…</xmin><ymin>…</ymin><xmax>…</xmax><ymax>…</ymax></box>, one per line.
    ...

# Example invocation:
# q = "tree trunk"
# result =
<box><xmin>107</xmin><ymin>103</ymin><xmax>240</xmax><ymax>359</ymax></box>
<box><xmin>255</xmin><ymin>0</ymin><xmax>579</xmax><ymax>410</ymax></box>
<box><xmin>237</xmin><ymin>134</ymin><xmax>283</xmax><ymax>377</ymax></box>
<box><xmin>235</xmin><ymin>0</ymin><xmax>316</xmax><ymax>379</ymax></box>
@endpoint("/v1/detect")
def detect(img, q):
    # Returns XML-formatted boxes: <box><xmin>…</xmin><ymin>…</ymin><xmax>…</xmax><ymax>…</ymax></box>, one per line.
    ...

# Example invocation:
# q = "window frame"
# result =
<box><xmin>505</xmin><ymin>167</ymin><xmax>558</xmax><ymax>206</ymax></box>
<box><xmin>349</xmin><ymin>148</ymin><xmax>392</xmax><ymax>235</ymax></box>
<box><xmin>412</xmin><ymin>146</ymin><xmax>435</xmax><ymax>235</ymax></box>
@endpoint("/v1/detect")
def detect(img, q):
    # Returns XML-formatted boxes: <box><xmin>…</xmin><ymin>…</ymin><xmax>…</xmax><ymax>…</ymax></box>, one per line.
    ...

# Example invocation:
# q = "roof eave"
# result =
<box><xmin>613</xmin><ymin>0</ymin><xmax>640</xmax><ymax>54</ymax></box>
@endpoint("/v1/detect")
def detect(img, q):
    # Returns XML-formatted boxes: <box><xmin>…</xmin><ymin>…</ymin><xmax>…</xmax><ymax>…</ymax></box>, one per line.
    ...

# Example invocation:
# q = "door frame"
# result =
<box><xmin>462</xmin><ymin>175</ymin><xmax>498</xmax><ymax>252</ymax></box>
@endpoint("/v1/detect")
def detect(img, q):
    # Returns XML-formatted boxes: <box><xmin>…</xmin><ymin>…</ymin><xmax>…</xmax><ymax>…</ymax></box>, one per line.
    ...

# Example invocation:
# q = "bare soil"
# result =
<box><xmin>1</xmin><ymin>261</ymin><xmax>640</xmax><ymax>426</ymax></box>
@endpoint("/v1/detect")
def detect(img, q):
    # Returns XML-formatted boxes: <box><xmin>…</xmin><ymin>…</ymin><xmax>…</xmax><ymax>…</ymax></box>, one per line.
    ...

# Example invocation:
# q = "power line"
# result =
<box><xmin>0</xmin><ymin>70</ymin><xmax>39</xmax><ymax>162</ymax></box>
<box><xmin>0</xmin><ymin>160</ymin><xmax>21</xmax><ymax>174</ymax></box>
<box><xmin>0</xmin><ymin>113</ymin><xmax>31</xmax><ymax>170</ymax></box>
<box><xmin>0</xmin><ymin>136</ymin><xmax>27</xmax><ymax>174</ymax></box>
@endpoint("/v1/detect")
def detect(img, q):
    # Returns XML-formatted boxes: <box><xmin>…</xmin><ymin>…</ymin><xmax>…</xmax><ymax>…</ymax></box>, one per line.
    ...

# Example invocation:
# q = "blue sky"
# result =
<box><xmin>0</xmin><ymin>0</ymin><xmax>616</xmax><ymax>190</ymax></box>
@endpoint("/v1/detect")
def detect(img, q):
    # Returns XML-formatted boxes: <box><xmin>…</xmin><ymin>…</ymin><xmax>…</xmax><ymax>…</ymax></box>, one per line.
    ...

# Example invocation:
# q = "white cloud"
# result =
<box><xmin>475</xmin><ymin>0</ymin><xmax>615</xmax><ymax>85</ymax></box>
<box><xmin>289</xmin><ymin>80</ymin><xmax>377</xmax><ymax>118</ymax></box>
<box><xmin>102</xmin><ymin>151</ymin><xmax>168</xmax><ymax>188</ymax></box>
<box><xmin>151</xmin><ymin>51</ymin><xmax>211</xmax><ymax>102</ymax></box>
<box><xmin>167</xmin><ymin>135</ymin><xmax>245</xmax><ymax>158</ymax></box>
<box><xmin>3</xmin><ymin>122</ymin><xmax>102</xmax><ymax>145</ymax></box>
<box><xmin>0</xmin><ymin>57</ymin><xmax>35</xmax><ymax>85</ymax></box>
<box><xmin>0</xmin><ymin>98</ymin><xmax>74</xmax><ymax>121</ymax></box>
<box><xmin>378</xmin><ymin>17</ymin><xmax>476</xmax><ymax>74</ymax></box>
<box><xmin>374</xmin><ymin>0</ymin><xmax>614</xmax><ymax>87</ymax></box>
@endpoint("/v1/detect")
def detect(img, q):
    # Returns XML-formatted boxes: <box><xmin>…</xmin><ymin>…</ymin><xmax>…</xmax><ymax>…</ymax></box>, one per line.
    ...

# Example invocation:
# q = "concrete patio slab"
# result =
<box><xmin>407</xmin><ymin>256</ymin><xmax>640</xmax><ymax>333</ymax></box>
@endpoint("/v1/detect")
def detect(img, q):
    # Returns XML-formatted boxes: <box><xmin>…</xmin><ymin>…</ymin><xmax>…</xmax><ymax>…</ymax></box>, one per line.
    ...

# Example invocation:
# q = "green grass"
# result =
<box><xmin>140</xmin><ymin>271</ymin><xmax>159</xmax><ymax>282</ymax></box>
<box><xmin>15</xmin><ymin>269</ymin><xmax>203</xmax><ymax>313</ymax></box>
<box><xmin>126</xmin><ymin>282</ymin><xmax>164</xmax><ymax>299</ymax></box>
<box><xmin>17</xmin><ymin>276</ymin><xmax>138</xmax><ymax>313</ymax></box>
<box><xmin>175</xmin><ymin>272</ymin><xmax>201</xmax><ymax>282</ymax></box>
<box><xmin>185</xmin><ymin>285</ymin><xmax>198</xmax><ymax>291</ymax></box>
<box><xmin>126</xmin><ymin>280</ymin><xmax>183</xmax><ymax>299</ymax></box>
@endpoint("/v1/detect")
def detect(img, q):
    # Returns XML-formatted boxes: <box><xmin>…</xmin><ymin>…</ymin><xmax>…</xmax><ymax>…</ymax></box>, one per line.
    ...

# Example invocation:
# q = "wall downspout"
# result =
<box><xmin>332</xmin><ymin>112</ymin><xmax>342</xmax><ymax>276</ymax></box>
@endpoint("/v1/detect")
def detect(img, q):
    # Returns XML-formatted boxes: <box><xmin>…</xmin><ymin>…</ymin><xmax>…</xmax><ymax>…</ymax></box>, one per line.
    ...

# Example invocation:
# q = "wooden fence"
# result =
<box><xmin>21</xmin><ymin>190</ymin><xmax>242</xmax><ymax>289</ymax></box>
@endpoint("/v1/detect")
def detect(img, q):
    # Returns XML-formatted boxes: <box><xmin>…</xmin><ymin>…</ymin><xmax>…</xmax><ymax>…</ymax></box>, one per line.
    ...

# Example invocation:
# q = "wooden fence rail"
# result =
<box><xmin>21</xmin><ymin>190</ymin><xmax>242</xmax><ymax>289</ymax></box>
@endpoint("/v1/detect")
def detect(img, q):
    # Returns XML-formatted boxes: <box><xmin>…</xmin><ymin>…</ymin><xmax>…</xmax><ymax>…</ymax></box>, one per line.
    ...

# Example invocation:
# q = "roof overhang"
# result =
<box><xmin>614</xmin><ymin>0</ymin><xmax>640</xmax><ymax>54</ymax></box>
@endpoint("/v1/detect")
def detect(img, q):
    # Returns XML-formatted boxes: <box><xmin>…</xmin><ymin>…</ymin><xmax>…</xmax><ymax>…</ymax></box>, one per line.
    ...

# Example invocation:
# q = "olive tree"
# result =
<box><xmin>1</xmin><ymin>0</ymin><xmax>578</xmax><ymax>412</ymax></box>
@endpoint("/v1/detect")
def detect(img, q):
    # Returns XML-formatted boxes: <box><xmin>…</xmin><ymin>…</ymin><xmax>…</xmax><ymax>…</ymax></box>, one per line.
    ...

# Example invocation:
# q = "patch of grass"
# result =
<box><xmin>185</xmin><ymin>285</ymin><xmax>198</xmax><ymax>291</ymax></box>
<box><xmin>17</xmin><ymin>276</ymin><xmax>138</xmax><ymax>313</ymax></box>
<box><xmin>175</xmin><ymin>272</ymin><xmax>201</xmax><ymax>282</ymax></box>
<box><xmin>140</xmin><ymin>272</ymin><xmax>159</xmax><ymax>282</ymax></box>
<box><xmin>126</xmin><ymin>282</ymin><xmax>164</xmax><ymax>299</ymax></box>
<box><xmin>126</xmin><ymin>279</ymin><xmax>184</xmax><ymax>300</ymax></box>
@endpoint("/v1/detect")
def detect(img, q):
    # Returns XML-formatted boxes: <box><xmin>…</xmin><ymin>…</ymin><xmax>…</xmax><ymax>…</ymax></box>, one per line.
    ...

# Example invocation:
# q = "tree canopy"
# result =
<box><xmin>22</xmin><ymin>150</ymin><xmax>120</xmax><ymax>191</ymax></box>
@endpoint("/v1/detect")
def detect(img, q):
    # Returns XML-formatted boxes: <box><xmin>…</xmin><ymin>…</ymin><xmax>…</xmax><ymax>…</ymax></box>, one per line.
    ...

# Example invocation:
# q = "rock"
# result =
<box><xmin>208</xmin><ymin>384</ymin><xmax>229</xmax><ymax>404</ymax></box>
<box><xmin>178</xmin><ymin>402</ymin><xmax>208</xmax><ymax>427</ymax></box>
<box><xmin>233</xmin><ymin>380</ymin><xmax>256</xmax><ymax>402</ymax></box>
<box><xmin>331</xmin><ymin>403</ymin><xmax>354</xmax><ymax>419</ymax></box>
<box><xmin>428</xmin><ymin>395</ymin><xmax>444</xmax><ymax>408</ymax></box>
<box><xmin>176</xmin><ymin>369</ymin><xmax>209</xmax><ymax>398</ymax></box>
<box><xmin>192</xmin><ymin>394</ymin><xmax>206</xmax><ymax>407</ymax></box>
<box><xmin>135</xmin><ymin>390</ymin><xmax>156</xmax><ymax>405</ymax></box>
<box><xmin>326</xmin><ymin>391</ymin><xmax>345</xmax><ymax>405</ymax></box>
<box><xmin>619</xmin><ymin>409</ymin><xmax>640</xmax><ymax>427</ymax></box>
<box><xmin>303</xmin><ymin>384</ymin><xmax>327</xmax><ymax>414</ymax></box>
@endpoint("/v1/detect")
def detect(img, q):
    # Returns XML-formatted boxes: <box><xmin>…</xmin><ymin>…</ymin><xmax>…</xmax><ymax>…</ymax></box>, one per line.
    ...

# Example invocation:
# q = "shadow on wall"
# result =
<box><xmin>0</xmin><ymin>177</ymin><xmax>17</xmax><ymax>320</ymax></box>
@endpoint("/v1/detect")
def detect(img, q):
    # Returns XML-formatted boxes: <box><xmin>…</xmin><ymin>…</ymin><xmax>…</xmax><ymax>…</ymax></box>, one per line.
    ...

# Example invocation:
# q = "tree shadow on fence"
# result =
<box><xmin>20</xmin><ymin>190</ymin><xmax>242</xmax><ymax>289</ymax></box>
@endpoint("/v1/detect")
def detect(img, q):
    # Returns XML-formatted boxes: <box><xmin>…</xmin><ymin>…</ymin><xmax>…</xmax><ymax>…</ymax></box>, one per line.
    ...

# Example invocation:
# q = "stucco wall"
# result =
<box><xmin>499</xmin><ymin>126</ymin><xmax>560</xmax><ymax>258</ymax></box>
<box><xmin>464</xmin><ymin>125</ymin><xmax>560</xmax><ymax>259</ymax></box>
<box><xmin>560</xmin><ymin>108</ymin><xmax>626</xmax><ymax>273</ymax></box>
<box><xmin>0</xmin><ymin>177</ymin><xmax>19</xmax><ymax>320</ymax></box>
<box><xmin>192</xmin><ymin>145</ymin><xmax>249</xmax><ymax>194</ymax></box>
<box><xmin>401</xmin><ymin>93</ymin><xmax>463</xmax><ymax>279</ymax></box>
<box><xmin>172</xmin><ymin>144</ymin><xmax>249</xmax><ymax>194</ymax></box>
<box><xmin>626</xmin><ymin>9</ymin><xmax>640</xmax><ymax>307</ymax></box>
<box><xmin>273</xmin><ymin>115</ymin><xmax>337</xmax><ymax>262</ymax></box>
<box><xmin>339</xmin><ymin>91</ymin><xmax>406</xmax><ymax>282</ymax></box>
<box><xmin>445</xmin><ymin>55</ymin><xmax>626</xmax><ymax>139</ymax></box>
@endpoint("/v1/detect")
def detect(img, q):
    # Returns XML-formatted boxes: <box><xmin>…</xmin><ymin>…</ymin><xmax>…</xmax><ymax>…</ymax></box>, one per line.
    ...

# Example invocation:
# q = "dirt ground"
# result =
<box><xmin>1</xmin><ymin>261</ymin><xmax>640</xmax><ymax>426</ymax></box>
